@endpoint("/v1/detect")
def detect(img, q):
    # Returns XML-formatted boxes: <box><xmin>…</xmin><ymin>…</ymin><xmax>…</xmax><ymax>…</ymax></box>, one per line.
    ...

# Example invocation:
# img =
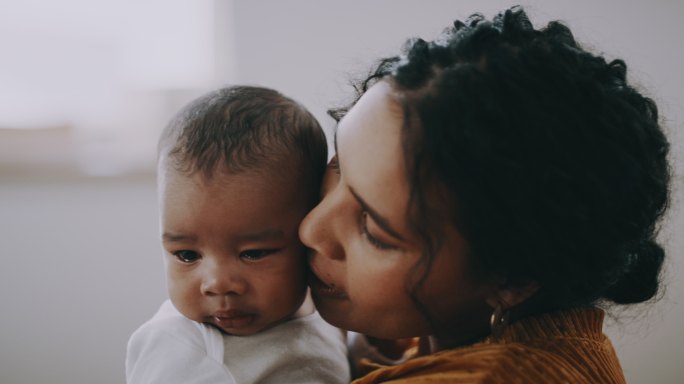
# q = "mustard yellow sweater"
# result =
<box><xmin>354</xmin><ymin>308</ymin><xmax>625</xmax><ymax>383</ymax></box>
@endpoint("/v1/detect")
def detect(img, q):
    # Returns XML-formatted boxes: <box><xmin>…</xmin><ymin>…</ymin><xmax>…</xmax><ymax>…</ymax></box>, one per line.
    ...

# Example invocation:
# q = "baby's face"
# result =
<box><xmin>158</xmin><ymin>163</ymin><xmax>310</xmax><ymax>335</ymax></box>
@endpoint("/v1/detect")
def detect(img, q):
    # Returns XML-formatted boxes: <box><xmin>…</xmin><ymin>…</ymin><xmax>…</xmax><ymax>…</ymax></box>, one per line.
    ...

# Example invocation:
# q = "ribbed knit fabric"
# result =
<box><xmin>353</xmin><ymin>307</ymin><xmax>625</xmax><ymax>383</ymax></box>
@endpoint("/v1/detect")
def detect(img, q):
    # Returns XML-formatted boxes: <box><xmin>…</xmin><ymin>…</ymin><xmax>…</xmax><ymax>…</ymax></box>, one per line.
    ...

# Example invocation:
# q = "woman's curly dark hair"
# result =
<box><xmin>331</xmin><ymin>6</ymin><xmax>671</xmax><ymax>319</ymax></box>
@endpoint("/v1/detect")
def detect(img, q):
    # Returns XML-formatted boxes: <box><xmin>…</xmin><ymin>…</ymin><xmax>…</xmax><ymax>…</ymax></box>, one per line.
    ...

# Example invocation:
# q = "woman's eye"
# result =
<box><xmin>360</xmin><ymin>211</ymin><xmax>398</xmax><ymax>251</ymax></box>
<box><xmin>174</xmin><ymin>250</ymin><xmax>200</xmax><ymax>263</ymax></box>
<box><xmin>240</xmin><ymin>249</ymin><xmax>277</xmax><ymax>261</ymax></box>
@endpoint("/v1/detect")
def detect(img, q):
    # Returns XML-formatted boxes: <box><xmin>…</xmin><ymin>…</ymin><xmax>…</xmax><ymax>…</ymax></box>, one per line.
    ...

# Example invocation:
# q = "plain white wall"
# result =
<box><xmin>0</xmin><ymin>177</ymin><xmax>164</xmax><ymax>384</ymax></box>
<box><xmin>1</xmin><ymin>1</ymin><xmax>682</xmax><ymax>383</ymax></box>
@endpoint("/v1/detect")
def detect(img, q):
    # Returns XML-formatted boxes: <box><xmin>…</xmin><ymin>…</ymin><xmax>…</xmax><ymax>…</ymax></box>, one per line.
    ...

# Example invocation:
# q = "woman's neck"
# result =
<box><xmin>421</xmin><ymin>331</ymin><xmax>489</xmax><ymax>354</ymax></box>
<box><xmin>421</xmin><ymin>302</ymin><xmax>550</xmax><ymax>354</ymax></box>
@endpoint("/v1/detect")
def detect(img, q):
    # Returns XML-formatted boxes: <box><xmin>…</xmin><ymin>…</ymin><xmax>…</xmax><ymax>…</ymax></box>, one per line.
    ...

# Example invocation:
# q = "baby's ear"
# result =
<box><xmin>485</xmin><ymin>277</ymin><xmax>539</xmax><ymax>309</ymax></box>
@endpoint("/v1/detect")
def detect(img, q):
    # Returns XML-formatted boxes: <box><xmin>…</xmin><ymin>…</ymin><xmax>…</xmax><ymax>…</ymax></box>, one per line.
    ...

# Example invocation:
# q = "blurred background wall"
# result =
<box><xmin>1</xmin><ymin>1</ymin><xmax>682</xmax><ymax>383</ymax></box>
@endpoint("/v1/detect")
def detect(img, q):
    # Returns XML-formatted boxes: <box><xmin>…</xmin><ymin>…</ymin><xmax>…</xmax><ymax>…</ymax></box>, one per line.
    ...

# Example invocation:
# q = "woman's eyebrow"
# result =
<box><xmin>349</xmin><ymin>187</ymin><xmax>405</xmax><ymax>241</ymax></box>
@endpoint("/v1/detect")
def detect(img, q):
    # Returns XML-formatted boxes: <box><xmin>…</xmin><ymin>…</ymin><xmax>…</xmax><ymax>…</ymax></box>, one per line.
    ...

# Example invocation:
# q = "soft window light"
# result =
<box><xmin>0</xmin><ymin>0</ymin><xmax>235</xmax><ymax>176</ymax></box>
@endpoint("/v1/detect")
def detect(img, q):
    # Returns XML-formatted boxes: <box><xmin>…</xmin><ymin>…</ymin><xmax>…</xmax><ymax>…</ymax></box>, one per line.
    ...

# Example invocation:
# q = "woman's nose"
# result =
<box><xmin>200</xmin><ymin>262</ymin><xmax>248</xmax><ymax>296</ymax></box>
<box><xmin>299</xmin><ymin>190</ymin><xmax>345</xmax><ymax>261</ymax></box>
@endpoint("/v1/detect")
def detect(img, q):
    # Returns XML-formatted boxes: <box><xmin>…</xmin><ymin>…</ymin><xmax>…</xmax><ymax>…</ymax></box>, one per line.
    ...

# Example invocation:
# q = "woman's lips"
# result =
<box><xmin>308</xmin><ymin>263</ymin><xmax>348</xmax><ymax>299</ymax></box>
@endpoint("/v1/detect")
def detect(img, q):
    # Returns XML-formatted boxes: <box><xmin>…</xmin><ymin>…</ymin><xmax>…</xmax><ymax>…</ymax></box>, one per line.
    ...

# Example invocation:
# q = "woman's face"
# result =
<box><xmin>299</xmin><ymin>81</ymin><xmax>494</xmax><ymax>341</ymax></box>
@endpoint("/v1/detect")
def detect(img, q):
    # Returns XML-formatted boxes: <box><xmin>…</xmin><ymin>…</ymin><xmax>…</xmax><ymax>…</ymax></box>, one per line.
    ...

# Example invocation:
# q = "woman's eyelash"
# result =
<box><xmin>360</xmin><ymin>211</ymin><xmax>397</xmax><ymax>251</ymax></box>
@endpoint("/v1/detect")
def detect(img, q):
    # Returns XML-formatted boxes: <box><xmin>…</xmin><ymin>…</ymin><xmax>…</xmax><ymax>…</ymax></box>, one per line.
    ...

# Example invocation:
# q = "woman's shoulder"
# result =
<box><xmin>354</xmin><ymin>308</ymin><xmax>626</xmax><ymax>384</ymax></box>
<box><xmin>355</xmin><ymin>341</ymin><xmax>623</xmax><ymax>384</ymax></box>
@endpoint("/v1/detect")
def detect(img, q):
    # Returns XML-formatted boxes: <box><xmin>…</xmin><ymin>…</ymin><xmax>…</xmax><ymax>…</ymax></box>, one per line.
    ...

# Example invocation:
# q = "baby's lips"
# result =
<box><xmin>213</xmin><ymin>309</ymin><xmax>251</xmax><ymax>319</ymax></box>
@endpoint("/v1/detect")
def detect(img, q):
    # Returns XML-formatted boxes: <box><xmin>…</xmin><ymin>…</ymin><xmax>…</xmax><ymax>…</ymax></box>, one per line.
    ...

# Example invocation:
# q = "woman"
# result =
<box><xmin>299</xmin><ymin>6</ymin><xmax>670</xmax><ymax>383</ymax></box>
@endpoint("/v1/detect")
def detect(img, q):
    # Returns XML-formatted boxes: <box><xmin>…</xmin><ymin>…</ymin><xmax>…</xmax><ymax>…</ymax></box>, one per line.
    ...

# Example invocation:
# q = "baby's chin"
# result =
<box><xmin>208</xmin><ymin>312</ymin><xmax>297</xmax><ymax>336</ymax></box>
<box><xmin>210</xmin><ymin>323</ymin><xmax>261</xmax><ymax>336</ymax></box>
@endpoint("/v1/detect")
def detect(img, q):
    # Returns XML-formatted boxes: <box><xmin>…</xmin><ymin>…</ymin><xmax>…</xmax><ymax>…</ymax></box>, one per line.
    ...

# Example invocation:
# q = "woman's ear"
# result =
<box><xmin>485</xmin><ymin>278</ymin><xmax>540</xmax><ymax>309</ymax></box>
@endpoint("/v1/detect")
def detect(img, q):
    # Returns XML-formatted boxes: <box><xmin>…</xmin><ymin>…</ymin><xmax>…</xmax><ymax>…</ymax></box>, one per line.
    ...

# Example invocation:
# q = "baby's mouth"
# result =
<box><xmin>211</xmin><ymin>310</ymin><xmax>256</xmax><ymax>330</ymax></box>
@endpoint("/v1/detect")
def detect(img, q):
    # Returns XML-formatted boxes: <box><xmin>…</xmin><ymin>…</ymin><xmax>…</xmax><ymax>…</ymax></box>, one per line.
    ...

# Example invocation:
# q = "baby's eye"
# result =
<box><xmin>240</xmin><ymin>249</ymin><xmax>277</xmax><ymax>261</ymax></box>
<box><xmin>174</xmin><ymin>250</ymin><xmax>200</xmax><ymax>263</ymax></box>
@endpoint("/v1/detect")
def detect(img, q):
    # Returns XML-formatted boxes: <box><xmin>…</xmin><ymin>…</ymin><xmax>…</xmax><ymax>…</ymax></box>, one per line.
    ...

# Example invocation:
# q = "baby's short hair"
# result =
<box><xmin>159</xmin><ymin>86</ymin><xmax>327</xmax><ymax>184</ymax></box>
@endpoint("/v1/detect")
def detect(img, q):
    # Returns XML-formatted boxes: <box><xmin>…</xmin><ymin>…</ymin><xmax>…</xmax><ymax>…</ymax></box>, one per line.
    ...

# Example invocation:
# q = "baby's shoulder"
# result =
<box><xmin>129</xmin><ymin>300</ymin><xmax>211</xmax><ymax>351</ymax></box>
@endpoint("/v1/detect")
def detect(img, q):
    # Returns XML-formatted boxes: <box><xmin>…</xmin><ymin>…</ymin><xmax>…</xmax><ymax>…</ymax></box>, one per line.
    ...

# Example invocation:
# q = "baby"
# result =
<box><xmin>126</xmin><ymin>86</ymin><xmax>349</xmax><ymax>383</ymax></box>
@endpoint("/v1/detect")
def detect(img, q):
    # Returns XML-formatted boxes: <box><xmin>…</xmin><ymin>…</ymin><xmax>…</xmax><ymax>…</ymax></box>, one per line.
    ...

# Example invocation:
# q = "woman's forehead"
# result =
<box><xmin>337</xmin><ymin>83</ymin><xmax>402</xmax><ymax>153</ymax></box>
<box><xmin>336</xmin><ymin>82</ymin><xmax>413</xmax><ymax>234</ymax></box>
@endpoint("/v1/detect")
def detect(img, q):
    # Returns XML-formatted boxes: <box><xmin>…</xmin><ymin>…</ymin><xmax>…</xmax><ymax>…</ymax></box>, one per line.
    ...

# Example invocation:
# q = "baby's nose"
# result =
<box><xmin>200</xmin><ymin>263</ymin><xmax>248</xmax><ymax>296</ymax></box>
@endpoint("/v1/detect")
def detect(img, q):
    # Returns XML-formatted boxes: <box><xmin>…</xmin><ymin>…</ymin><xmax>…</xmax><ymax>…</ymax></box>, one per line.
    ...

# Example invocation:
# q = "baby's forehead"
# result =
<box><xmin>160</xmin><ymin>149</ymin><xmax>306</xmax><ymax>178</ymax></box>
<box><xmin>164</xmin><ymin>159</ymin><xmax>312</xmax><ymax>200</ymax></box>
<box><xmin>215</xmin><ymin>154</ymin><xmax>311</xmax><ymax>184</ymax></box>
<box><xmin>160</xmin><ymin>163</ymin><xmax>313</xmax><ymax>232</ymax></box>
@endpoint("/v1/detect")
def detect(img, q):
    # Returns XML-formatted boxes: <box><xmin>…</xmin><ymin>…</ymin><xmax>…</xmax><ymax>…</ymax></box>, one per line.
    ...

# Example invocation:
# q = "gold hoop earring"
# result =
<box><xmin>490</xmin><ymin>303</ymin><xmax>510</xmax><ymax>339</ymax></box>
